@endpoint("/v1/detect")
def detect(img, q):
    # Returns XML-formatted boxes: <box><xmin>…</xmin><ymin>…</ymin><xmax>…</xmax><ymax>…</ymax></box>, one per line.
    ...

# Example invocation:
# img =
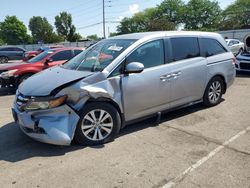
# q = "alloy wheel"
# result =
<box><xmin>81</xmin><ymin>109</ymin><xmax>113</xmax><ymax>141</ymax></box>
<box><xmin>0</xmin><ymin>57</ymin><xmax>8</xmax><ymax>64</ymax></box>
<box><xmin>208</xmin><ymin>81</ymin><xmax>221</xmax><ymax>103</ymax></box>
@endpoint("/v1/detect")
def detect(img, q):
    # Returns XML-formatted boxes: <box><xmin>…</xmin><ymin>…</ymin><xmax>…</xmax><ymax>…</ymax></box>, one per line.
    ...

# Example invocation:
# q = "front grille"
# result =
<box><xmin>16</xmin><ymin>92</ymin><xmax>30</xmax><ymax>110</ymax></box>
<box><xmin>240</xmin><ymin>62</ymin><xmax>250</xmax><ymax>70</ymax></box>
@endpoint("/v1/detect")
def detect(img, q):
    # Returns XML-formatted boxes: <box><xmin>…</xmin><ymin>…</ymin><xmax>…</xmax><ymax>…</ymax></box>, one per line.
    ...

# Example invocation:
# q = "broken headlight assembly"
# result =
<box><xmin>24</xmin><ymin>95</ymin><xmax>68</xmax><ymax>110</ymax></box>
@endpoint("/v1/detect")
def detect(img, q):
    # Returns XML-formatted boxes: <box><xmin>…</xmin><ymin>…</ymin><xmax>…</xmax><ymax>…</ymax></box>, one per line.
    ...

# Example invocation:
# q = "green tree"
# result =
<box><xmin>54</xmin><ymin>12</ymin><xmax>81</xmax><ymax>42</ymax></box>
<box><xmin>117</xmin><ymin>7</ymin><xmax>176</xmax><ymax>34</ymax></box>
<box><xmin>184</xmin><ymin>0</ymin><xmax>222</xmax><ymax>31</ymax></box>
<box><xmin>0</xmin><ymin>16</ymin><xmax>29</xmax><ymax>45</ymax></box>
<box><xmin>29</xmin><ymin>16</ymin><xmax>59</xmax><ymax>43</ymax></box>
<box><xmin>0</xmin><ymin>38</ymin><xmax>5</xmax><ymax>46</ymax></box>
<box><xmin>158</xmin><ymin>0</ymin><xmax>185</xmax><ymax>26</ymax></box>
<box><xmin>220</xmin><ymin>0</ymin><xmax>250</xmax><ymax>30</ymax></box>
<box><xmin>86</xmin><ymin>34</ymin><xmax>99</xmax><ymax>41</ymax></box>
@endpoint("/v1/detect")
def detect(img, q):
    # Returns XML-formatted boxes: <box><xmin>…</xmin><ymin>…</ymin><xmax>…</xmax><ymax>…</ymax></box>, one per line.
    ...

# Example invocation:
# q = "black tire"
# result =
<box><xmin>0</xmin><ymin>56</ymin><xmax>8</xmax><ymax>64</ymax></box>
<box><xmin>18</xmin><ymin>73</ymin><xmax>33</xmax><ymax>85</ymax></box>
<box><xmin>203</xmin><ymin>77</ymin><xmax>225</xmax><ymax>107</ymax></box>
<box><xmin>74</xmin><ymin>102</ymin><xmax>121</xmax><ymax>146</ymax></box>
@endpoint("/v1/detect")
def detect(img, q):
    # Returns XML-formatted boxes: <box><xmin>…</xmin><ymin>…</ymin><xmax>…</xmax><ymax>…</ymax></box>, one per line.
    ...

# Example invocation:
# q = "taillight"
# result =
<box><xmin>232</xmin><ymin>58</ymin><xmax>236</xmax><ymax>65</ymax></box>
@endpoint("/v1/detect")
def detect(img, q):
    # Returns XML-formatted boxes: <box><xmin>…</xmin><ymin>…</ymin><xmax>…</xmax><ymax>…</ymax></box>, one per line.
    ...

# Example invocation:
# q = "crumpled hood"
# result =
<box><xmin>18</xmin><ymin>66</ymin><xmax>94</xmax><ymax>96</ymax></box>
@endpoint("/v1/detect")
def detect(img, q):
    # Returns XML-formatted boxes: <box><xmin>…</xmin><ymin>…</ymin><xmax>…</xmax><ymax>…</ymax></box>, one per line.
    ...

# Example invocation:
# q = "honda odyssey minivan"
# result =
<box><xmin>12</xmin><ymin>31</ymin><xmax>235</xmax><ymax>146</ymax></box>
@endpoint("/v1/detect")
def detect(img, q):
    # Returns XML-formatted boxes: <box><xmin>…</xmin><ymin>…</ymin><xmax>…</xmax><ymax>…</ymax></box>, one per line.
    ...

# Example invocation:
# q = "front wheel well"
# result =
<box><xmin>84</xmin><ymin>98</ymin><xmax>124</xmax><ymax>125</ymax></box>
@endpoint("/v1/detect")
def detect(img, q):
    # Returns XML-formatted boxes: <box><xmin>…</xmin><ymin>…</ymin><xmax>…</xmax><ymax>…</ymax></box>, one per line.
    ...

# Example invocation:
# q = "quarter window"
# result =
<box><xmin>200</xmin><ymin>38</ymin><xmax>227</xmax><ymax>57</ymax></box>
<box><xmin>51</xmin><ymin>50</ymin><xmax>72</xmax><ymax>61</ymax></box>
<box><xmin>170</xmin><ymin>37</ymin><xmax>200</xmax><ymax>61</ymax></box>
<box><xmin>126</xmin><ymin>40</ymin><xmax>164</xmax><ymax>69</ymax></box>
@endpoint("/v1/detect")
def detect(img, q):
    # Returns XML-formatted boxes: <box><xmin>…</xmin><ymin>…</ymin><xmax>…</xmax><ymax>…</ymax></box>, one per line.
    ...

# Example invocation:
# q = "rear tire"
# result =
<box><xmin>203</xmin><ymin>77</ymin><xmax>225</xmax><ymax>107</ymax></box>
<box><xmin>0</xmin><ymin>56</ymin><xmax>8</xmax><ymax>64</ymax></box>
<box><xmin>74</xmin><ymin>102</ymin><xmax>121</xmax><ymax>146</ymax></box>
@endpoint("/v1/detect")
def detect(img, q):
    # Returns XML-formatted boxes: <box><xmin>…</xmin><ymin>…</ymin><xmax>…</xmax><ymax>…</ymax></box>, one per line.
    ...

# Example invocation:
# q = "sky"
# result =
<box><xmin>0</xmin><ymin>0</ymin><xmax>235</xmax><ymax>38</ymax></box>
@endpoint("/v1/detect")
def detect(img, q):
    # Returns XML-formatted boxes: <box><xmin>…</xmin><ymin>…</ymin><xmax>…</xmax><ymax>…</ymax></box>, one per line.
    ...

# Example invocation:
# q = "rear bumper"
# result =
<box><xmin>12</xmin><ymin>104</ymin><xmax>80</xmax><ymax>146</ymax></box>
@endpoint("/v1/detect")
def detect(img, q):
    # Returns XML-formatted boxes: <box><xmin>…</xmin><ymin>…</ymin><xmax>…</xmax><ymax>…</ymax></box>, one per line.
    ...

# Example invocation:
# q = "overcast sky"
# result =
<box><xmin>0</xmin><ymin>0</ymin><xmax>235</xmax><ymax>38</ymax></box>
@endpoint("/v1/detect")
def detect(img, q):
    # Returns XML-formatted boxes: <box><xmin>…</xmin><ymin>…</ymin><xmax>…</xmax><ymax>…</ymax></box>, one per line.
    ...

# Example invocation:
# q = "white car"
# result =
<box><xmin>225</xmin><ymin>39</ymin><xmax>244</xmax><ymax>55</ymax></box>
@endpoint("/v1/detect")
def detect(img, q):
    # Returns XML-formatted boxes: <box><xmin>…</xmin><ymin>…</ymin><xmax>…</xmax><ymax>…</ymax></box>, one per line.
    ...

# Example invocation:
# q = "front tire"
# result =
<box><xmin>75</xmin><ymin>102</ymin><xmax>121</xmax><ymax>146</ymax></box>
<box><xmin>203</xmin><ymin>77</ymin><xmax>224</xmax><ymax>107</ymax></box>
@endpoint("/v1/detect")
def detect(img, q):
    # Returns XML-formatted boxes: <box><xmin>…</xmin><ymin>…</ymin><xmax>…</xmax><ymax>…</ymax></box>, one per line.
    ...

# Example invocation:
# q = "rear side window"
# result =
<box><xmin>170</xmin><ymin>37</ymin><xmax>200</xmax><ymax>62</ymax></box>
<box><xmin>51</xmin><ymin>50</ymin><xmax>73</xmax><ymax>61</ymax></box>
<box><xmin>200</xmin><ymin>38</ymin><xmax>227</xmax><ymax>57</ymax></box>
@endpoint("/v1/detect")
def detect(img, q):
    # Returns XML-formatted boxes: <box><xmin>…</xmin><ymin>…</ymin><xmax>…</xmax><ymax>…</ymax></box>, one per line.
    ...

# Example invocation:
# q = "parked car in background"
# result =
<box><xmin>23</xmin><ymin>45</ymin><xmax>64</xmax><ymax>61</ymax></box>
<box><xmin>235</xmin><ymin>51</ymin><xmax>250</xmax><ymax>72</ymax></box>
<box><xmin>0</xmin><ymin>47</ymin><xmax>83</xmax><ymax>88</ymax></box>
<box><xmin>225</xmin><ymin>39</ymin><xmax>244</xmax><ymax>55</ymax></box>
<box><xmin>0</xmin><ymin>46</ymin><xmax>26</xmax><ymax>64</ymax></box>
<box><xmin>12</xmin><ymin>31</ymin><xmax>235</xmax><ymax>146</ymax></box>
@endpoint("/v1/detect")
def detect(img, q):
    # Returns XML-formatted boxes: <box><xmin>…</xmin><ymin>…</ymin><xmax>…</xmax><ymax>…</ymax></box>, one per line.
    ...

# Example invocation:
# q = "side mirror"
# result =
<box><xmin>44</xmin><ymin>58</ymin><xmax>53</xmax><ymax>66</ymax></box>
<box><xmin>125</xmin><ymin>62</ymin><xmax>144</xmax><ymax>74</ymax></box>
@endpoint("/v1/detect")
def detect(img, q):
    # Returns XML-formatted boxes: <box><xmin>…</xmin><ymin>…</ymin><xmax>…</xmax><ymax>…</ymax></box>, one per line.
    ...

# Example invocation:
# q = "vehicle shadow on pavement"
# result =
<box><xmin>0</xmin><ymin>103</ymin><xmax>217</xmax><ymax>163</ymax></box>
<box><xmin>0</xmin><ymin>122</ymin><xmax>87</xmax><ymax>163</ymax></box>
<box><xmin>120</xmin><ymin>103</ymin><xmax>208</xmax><ymax>137</ymax></box>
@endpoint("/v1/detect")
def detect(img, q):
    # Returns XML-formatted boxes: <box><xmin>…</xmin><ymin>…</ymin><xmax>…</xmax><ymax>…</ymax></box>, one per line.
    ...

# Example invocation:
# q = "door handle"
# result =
<box><xmin>172</xmin><ymin>71</ymin><xmax>182</xmax><ymax>79</ymax></box>
<box><xmin>160</xmin><ymin>74</ymin><xmax>172</xmax><ymax>82</ymax></box>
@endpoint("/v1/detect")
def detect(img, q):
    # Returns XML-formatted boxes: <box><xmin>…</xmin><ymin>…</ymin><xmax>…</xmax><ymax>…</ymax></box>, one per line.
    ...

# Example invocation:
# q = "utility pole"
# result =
<box><xmin>102</xmin><ymin>0</ymin><xmax>106</xmax><ymax>39</ymax></box>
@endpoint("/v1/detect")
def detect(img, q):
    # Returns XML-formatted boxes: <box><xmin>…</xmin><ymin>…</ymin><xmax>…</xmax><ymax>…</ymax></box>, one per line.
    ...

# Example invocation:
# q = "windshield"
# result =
<box><xmin>63</xmin><ymin>39</ymin><xmax>136</xmax><ymax>72</ymax></box>
<box><xmin>28</xmin><ymin>50</ymin><xmax>53</xmax><ymax>63</ymax></box>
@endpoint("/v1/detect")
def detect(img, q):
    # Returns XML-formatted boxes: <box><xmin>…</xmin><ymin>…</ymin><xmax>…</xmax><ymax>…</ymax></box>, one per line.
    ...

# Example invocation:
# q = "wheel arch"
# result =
<box><xmin>208</xmin><ymin>74</ymin><xmax>227</xmax><ymax>94</ymax></box>
<box><xmin>84</xmin><ymin>97</ymin><xmax>125</xmax><ymax>127</ymax></box>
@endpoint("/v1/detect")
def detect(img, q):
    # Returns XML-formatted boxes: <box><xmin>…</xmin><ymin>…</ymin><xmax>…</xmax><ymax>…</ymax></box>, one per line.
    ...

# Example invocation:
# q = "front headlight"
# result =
<box><xmin>25</xmin><ymin>95</ymin><xmax>68</xmax><ymax>110</ymax></box>
<box><xmin>0</xmin><ymin>69</ymin><xmax>18</xmax><ymax>78</ymax></box>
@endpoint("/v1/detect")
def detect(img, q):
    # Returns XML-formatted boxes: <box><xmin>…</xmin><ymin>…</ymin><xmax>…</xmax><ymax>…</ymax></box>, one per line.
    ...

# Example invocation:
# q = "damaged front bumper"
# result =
<box><xmin>12</xmin><ymin>103</ymin><xmax>80</xmax><ymax>146</ymax></box>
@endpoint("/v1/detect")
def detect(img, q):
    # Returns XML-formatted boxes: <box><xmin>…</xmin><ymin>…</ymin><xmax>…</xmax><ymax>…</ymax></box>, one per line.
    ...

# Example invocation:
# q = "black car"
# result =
<box><xmin>0</xmin><ymin>46</ymin><xmax>26</xmax><ymax>64</ymax></box>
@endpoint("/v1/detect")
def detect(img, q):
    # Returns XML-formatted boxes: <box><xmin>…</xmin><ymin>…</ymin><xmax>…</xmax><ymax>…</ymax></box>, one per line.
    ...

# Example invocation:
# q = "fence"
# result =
<box><xmin>218</xmin><ymin>29</ymin><xmax>250</xmax><ymax>42</ymax></box>
<box><xmin>12</xmin><ymin>41</ymin><xmax>95</xmax><ymax>51</ymax></box>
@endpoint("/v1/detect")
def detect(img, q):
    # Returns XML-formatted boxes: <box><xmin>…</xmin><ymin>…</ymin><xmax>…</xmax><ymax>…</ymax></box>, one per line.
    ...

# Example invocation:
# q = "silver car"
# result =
<box><xmin>12</xmin><ymin>31</ymin><xmax>235</xmax><ymax>146</ymax></box>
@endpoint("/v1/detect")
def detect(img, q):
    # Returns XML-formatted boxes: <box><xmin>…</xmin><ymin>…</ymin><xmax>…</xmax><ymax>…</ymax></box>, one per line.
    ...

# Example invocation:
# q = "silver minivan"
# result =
<box><xmin>12</xmin><ymin>31</ymin><xmax>235</xmax><ymax>146</ymax></box>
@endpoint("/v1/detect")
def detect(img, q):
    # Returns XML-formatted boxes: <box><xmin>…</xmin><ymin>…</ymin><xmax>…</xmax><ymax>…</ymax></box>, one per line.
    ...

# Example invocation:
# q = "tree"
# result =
<box><xmin>0</xmin><ymin>16</ymin><xmax>29</xmax><ymax>45</ymax></box>
<box><xmin>0</xmin><ymin>38</ymin><xmax>5</xmax><ymax>46</ymax></box>
<box><xmin>117</xmin><ymin>7</ymin><xmax>176</xmax><ymax>34</ymax></box>
<box><xmin>86</xmin><ymin>34</ymin><xmax>99</xmax><ymax>41</ymax></box>
<box><xmin>158</xmin><ymin>0</ymin><xmax>185</xmax><ymax>26</ymax></box>
<box><xmin>54</xmin><ymin>12</ymin><xmax>81</xmax><ymax>42</ymax></box>
<box><xmin>29</xmin><ymin>16</ymin><xmax>59</xmax><ymax>43</ymax></box>
<box><xmin>220</xmin><ymin>0</ymin><xmax>250</xmax><ymax>30</ymax></box>
<box><xmin>183</xmin><ymin>0</ymin><xmax>222</xmax><ymax>31</ymax></box>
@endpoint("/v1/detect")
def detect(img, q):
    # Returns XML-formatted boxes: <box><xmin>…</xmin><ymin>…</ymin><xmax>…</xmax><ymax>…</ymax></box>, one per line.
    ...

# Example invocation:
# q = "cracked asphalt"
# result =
<box><xmin>0</xmin><ymin>72</ymin><xmax>250</xmax><ymax>188</ymax></box>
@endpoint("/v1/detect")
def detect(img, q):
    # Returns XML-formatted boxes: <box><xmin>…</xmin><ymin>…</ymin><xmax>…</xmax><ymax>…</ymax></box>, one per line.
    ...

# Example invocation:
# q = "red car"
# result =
<box><xmin>23</xmin><ymin>45</ymin><xmax>64</xmax><ymax>61</ymax></box>
<box><xmin>0</xmin><ymin>47</ymin><xmax>84</xmax><ymax>88</ymax></box>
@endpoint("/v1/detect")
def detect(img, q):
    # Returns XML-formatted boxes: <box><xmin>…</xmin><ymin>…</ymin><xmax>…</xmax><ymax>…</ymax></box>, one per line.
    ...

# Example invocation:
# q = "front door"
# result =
<box><xmin>121</xmin><ymin>39</ymin><xmax>172</xmax><ymax>121</ymax></box>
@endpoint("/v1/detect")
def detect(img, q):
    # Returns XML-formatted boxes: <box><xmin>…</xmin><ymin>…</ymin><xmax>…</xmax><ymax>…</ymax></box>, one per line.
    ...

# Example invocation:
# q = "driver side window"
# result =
<box><xmin>126</xmin><ymin>40</ymin><xmax>164</xmax><ymax>69</ymax></box>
